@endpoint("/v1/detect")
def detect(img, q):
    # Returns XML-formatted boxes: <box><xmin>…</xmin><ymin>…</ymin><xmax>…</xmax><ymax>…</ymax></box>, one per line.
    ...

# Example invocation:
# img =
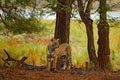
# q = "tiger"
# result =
<box><xmin>46</xmin><ymin>38</ymin><xmax>72</xmax><ymax>72</ymax></box>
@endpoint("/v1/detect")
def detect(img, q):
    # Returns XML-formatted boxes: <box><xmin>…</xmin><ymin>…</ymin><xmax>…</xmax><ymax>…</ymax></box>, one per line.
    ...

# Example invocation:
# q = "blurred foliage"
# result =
<box><xmin>0</xmin><ymin>0</ymin><xmax>46</xmax><ymax>34</ymax></box>
<box><xmin>2</xmin><ymin>18</ymin><xmax>45</xmax><ymax>34</ymax></box>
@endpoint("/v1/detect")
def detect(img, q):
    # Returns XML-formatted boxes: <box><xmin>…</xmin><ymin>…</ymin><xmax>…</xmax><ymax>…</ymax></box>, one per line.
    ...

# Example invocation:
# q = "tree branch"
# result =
<box><xmin>85</xmin><ymin>0</ymin><xmax>93</xmax><ymax>16</ymax></box>
<box><xmin>0</xmin><ymin>14</ymin><xmax>11</xmax><ymax>28</ymax></box>
<box><xmin>77</xmin><ymin>0</ymin><xmax>84</xmax><ymax>12</ymax></box>
<box><xmin>77</xmin><ymin>0</ymin><xmax>86</xmax><ymax>22</ymax></box>
<box><xmin>3</xmin><ymin>49</ymin><xmax>17</xmax><ymax>61</ymax></box>
<box><xmin>110</xmin><ymin>1</ymin><xmax>120</xmax><ymax>8</ymax></box>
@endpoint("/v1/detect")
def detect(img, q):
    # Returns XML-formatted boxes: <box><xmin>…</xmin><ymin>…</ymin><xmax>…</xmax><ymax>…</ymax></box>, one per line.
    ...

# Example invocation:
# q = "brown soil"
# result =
<box><xmin>0</xmin><ymin>68</ymin><xmax>120</xmax><ymax>80</ymax></box>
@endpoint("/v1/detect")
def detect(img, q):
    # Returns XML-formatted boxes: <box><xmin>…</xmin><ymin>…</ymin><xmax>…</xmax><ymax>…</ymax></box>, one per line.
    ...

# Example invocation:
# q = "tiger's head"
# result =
<box><xmin>47</xmin><ymin>38</ymin><xmax>59</xmax><ymax>62</ymax></box>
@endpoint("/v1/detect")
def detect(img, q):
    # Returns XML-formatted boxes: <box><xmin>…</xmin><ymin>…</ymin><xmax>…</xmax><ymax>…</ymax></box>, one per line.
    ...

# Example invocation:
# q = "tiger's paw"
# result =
<box><xmin>50</xmin><ymin>68</ymin><xmax>57</xmax><ymax>72</ymax></box>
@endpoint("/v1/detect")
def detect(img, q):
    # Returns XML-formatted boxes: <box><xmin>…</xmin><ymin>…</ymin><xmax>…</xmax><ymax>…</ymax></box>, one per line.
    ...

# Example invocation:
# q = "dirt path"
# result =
<box><xmin>0</xmin><ymin>68</ymin><xmax>120</xmax><ymax>80</ymax></box>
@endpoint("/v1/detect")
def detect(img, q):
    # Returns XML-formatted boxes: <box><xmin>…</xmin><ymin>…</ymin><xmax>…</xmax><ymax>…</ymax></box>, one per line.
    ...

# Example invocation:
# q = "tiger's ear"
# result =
<box><xmin>51</xmin><ymin>38</ymin><xmax>54</xmax><ymax>41</ymax></box>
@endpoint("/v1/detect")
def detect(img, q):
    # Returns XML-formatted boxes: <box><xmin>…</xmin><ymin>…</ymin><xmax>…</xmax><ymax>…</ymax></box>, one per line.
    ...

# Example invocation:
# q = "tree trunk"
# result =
<box><xmin>54</xmin><ymin>0</ymin><xmax>72</xmax><ymax>44</ymax></box>
<box><xmin>97</xmin><ymin>0</ymin><xmax>111</xmax><ymax>71</ymax></box>
<box><xmin>98</xmin><ymin>21</ymin><xmax>110</xmax><ymax>71</ymax></box>
<box><xmin>77</xmin><ymin>0</ymin><xmax>99</xmax><ymax>69</ymax></box>
<box><xmin>85</xmin><ymin>19</ymin><xmax>99</xmax><ymax>69</ymax></box>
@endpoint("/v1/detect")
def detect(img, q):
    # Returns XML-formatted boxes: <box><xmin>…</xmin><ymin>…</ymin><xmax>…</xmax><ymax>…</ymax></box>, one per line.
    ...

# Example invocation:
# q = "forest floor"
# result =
<box><xmin>0</xmin><ymin>67</ymin><xmax>120</xmax><ymax>80</ymax></box>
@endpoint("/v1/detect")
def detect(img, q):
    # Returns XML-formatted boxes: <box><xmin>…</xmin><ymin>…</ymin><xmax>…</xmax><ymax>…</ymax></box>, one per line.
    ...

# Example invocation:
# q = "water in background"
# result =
<box><xmin>0</xmin><ymin>9</ymin><xmax>120</xmax><ymax>20</ymax></box>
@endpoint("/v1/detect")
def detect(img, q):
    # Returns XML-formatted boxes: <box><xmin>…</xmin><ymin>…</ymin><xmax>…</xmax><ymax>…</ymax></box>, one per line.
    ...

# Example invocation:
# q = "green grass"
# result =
<box><xmin>0</xmin><ymin>20</ymin><xmax>120</xmax><ymax>70</ymax></box>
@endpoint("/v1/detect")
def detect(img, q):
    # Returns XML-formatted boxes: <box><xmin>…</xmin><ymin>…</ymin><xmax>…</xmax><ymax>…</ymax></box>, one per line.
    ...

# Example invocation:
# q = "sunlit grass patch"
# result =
<box><xmin>72</xmin><ymin>46</ymin><xmax>89</xmax><ymax>68</ymax></box>
<box><xmin>110</xmin><ymin>50</ymin><xmax>120</xmax><ymax>71</ymax></box>
<box><xmin>25</xmin><ymin>44</ymin><xmax>47</xmax><ymax>66</ymax></box>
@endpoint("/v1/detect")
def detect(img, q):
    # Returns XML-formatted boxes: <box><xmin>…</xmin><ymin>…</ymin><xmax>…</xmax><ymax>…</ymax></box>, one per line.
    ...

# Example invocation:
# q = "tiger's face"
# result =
<box><xmin>47</xmin><ymin>38</ymin><xmax>59</xmax><ymax>62</ymax></box>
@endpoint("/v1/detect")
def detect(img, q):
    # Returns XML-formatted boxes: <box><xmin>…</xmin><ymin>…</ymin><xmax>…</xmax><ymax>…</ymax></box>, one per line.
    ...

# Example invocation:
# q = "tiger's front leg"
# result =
<box><xmin>67</xmin><ymin>57</ymin><xmax>72</xmax><ymax>70</ymax></box>
<box><xmin>51</xmin><ymin>55</ymin><xmax>57</xmax><ymax>72</ymax></box>
<box><xmin>47</xmin><ymin>58</ymin><xmax>51</xmax><ymax>71</ymax></box>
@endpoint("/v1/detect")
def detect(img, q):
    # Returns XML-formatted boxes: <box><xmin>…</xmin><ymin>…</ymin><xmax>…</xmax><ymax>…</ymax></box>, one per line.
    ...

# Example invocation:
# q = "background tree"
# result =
<box><xmin>97</xmin><ymin>0</ymin><xmax>111</xmax><ymax>71</ymax></box>
<box><xmin>77</xmin><ymin>0</ymin><xmax>99</xmax><ymax>69</ymax></box>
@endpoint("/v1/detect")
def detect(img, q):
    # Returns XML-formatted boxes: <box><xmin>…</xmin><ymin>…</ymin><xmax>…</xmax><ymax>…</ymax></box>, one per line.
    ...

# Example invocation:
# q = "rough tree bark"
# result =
<box><xmin>97</xmin><ymin>0</ymin><xmax>111</xmax><ymax>71</ymax></box>
<box><xmin>77</xmin><ymin>0</ymin><xmax>99</xmax><ymax>69</ymax></box>
<box><xmin>54</xmin><ymin>0</ymin><xmax>72</xmax><ymax>44</ymax></box>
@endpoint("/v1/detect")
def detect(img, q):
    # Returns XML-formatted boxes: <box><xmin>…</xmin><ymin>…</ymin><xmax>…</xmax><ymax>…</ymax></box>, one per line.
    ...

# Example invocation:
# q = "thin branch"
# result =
<box><xmin>83</xmin><ymin>0</ymin><xmax>89</xmax><ymax>12</ymax></box>
<box><xmin>0</xmin><ymin>14</ymin><xmax>11</xmax><ymax>28</ymax></box>
<box><xmin>77</xmin><ymin>0</ymin><xmax>86</xmax><ymax>22</ymax></box>
<box><xmin>91</xmin><ymin>1</ymin><xmax>120</xmax><ymax>14</ymax></box>
<box><xmin>3</xmin><ymin>49</ymin><xmax>17</xmax><ymax>61</ymax></box>
<box><xmin>77</xmin><ymin>0</ymin><xmax>84</xmax><ymax>11</ymax></box>
<box><xmin>110</xmin><ymin>1</ymin><xmax>120</xmax><ymax>8</ymax></box>
<box><xmin>15</xmin><ymin>57</ymin><xmax>27</xmax><ymax>67</ymax></box>
<box><xmin>85</xmin><ymin>0</ymin><xmax>93</xmax><ymax>16</ymax></box>
<box><xmin>1</xmin><ymin>58</ymin><xmax>10</xmax><ymax>65</ymax></box>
